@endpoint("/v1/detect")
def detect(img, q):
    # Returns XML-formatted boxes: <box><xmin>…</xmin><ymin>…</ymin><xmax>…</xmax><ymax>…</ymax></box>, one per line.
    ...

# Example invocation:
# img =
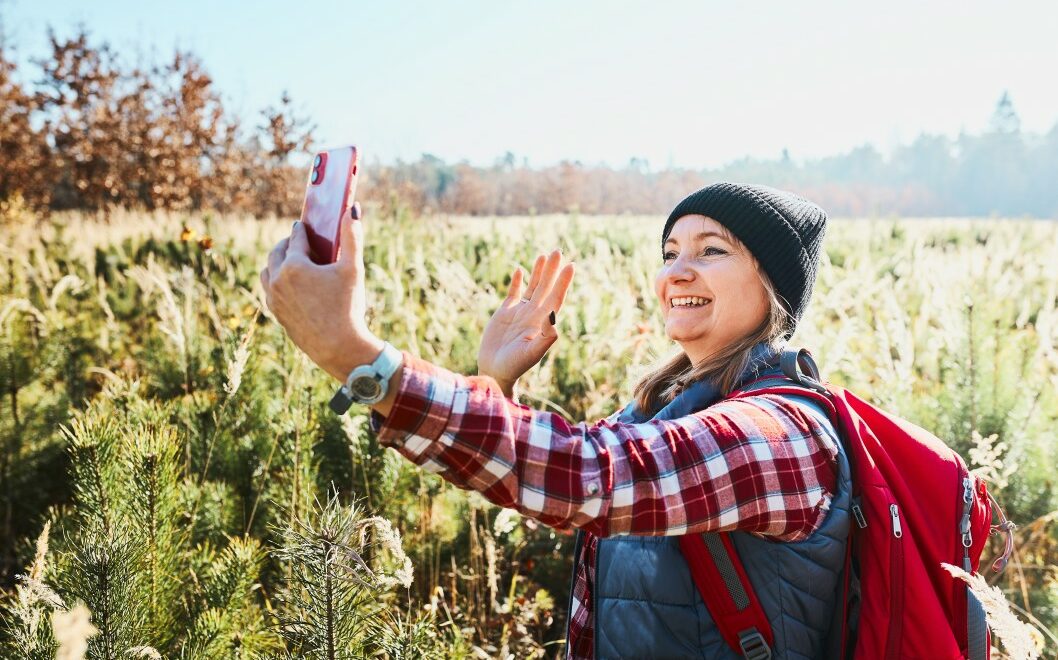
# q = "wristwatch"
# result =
<box><xmin>328</xmin><ymin>342</ymin><xmax>403</xmax><ymax>414</ymax></box>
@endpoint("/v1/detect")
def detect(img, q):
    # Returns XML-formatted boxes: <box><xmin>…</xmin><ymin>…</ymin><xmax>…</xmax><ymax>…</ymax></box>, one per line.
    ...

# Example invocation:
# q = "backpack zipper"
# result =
<box><xmin>886</xmin><ymin>501</ymin><xmax>905</xmax><ymax>659</ymax></box>
<box><xmin>960</xmin><ymin>477</ymin><xmax>974</xmax><ymax>562</ymax></box>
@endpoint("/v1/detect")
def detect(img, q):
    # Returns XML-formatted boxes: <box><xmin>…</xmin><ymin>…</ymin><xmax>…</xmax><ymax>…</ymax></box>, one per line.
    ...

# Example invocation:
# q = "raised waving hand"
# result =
<box><xmin>477</xmin><ymin>250</ymin><xmax>575</xmax><ymax>395</ymax></box>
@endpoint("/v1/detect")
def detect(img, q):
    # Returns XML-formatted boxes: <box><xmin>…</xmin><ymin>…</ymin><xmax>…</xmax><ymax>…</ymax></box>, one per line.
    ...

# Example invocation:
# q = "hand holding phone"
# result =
<box><xmin>299</xmin><ymin>145</ymin><xmax>359</xmax><ymax>264</ymax></box>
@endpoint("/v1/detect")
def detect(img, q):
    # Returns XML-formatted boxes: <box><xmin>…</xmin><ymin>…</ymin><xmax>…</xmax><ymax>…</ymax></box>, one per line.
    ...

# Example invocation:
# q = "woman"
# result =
<box><xmin>260</xmin><ymin>182</ymin><xmax>851</xmax><ymax>659</ymax></box>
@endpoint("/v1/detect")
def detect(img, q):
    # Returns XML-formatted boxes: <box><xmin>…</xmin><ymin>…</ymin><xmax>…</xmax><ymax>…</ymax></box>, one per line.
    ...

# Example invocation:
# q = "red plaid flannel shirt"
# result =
<box><xmin>370</xmin><ymin>351</ymin><xmax>839</xmax><ymax>660</ymax></box>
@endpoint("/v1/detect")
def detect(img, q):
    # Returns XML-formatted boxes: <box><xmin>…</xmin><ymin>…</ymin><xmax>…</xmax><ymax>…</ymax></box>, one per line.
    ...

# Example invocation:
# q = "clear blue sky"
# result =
<box><xmin>4</xmin><ymin>0</ymin><xmax>1057</xmax><ymax>169</ymax></box>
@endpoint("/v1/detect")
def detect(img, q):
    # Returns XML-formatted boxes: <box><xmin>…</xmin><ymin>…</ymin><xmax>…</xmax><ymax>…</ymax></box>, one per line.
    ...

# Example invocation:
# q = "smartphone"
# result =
<box><xmin>299</xmin><ymin>145</ymin><xmax>360</xmax><ymax>264</ymax></box>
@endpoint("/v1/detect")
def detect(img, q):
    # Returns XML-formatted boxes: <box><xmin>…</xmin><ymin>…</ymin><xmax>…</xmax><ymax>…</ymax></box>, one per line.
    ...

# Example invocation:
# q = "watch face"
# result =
<box><xmin>350</xmin><ymin>376</ymin><xmax>382</xmax><ymax>400</ymax></box>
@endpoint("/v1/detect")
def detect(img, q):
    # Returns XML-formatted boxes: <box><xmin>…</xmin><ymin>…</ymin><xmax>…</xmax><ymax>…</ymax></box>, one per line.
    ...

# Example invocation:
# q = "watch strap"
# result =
<box><xmin>343</xmin><ymin>342</ymin><xmax>402</xmax><ymax>391</ymax></box>
<box><xmin>328</xmin><ymin>342</ymin><xmax>403</xmax><ymax>415</ymax></box>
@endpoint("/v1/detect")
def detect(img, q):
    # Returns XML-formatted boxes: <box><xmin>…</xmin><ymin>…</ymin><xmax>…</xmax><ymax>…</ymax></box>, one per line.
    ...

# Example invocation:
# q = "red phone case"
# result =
<box><xmin>299</xmin><ymin>145</ymin><xmax>359</xmax><ymax>264</ymax></box>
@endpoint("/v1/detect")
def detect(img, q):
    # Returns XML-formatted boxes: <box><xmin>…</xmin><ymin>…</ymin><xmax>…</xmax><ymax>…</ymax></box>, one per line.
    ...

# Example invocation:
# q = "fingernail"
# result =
<box><xmin>351</xmin><ymin>204</ymin><xmax>361</xmax><ymax>220</ymax></box>
<box><xmin>292</xmin><ymin>221</ymin><xmax>298</xmax><ymax>230</ymax></box>
<box><xmin>549</xmin><ymin>311</ymin><xmax>556</xmax><ymax>325</ymax></box>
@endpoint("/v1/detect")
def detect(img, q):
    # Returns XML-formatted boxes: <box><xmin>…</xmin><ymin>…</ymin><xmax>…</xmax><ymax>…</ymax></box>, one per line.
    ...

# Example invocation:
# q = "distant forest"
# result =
<box><xmin>2</xmin><ymin>27</ymin><xmax>1056</xmax><ymax>219</ymax></box>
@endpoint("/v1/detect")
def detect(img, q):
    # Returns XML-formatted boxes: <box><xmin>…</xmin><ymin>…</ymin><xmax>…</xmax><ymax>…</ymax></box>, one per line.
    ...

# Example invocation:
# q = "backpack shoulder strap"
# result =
<box><xmin>731</xmin><ymin>354</ymin><xmax>836</xmax><ymax>421</ymax></box>
<box><xmin>781</xmin><ymin>347</ymin><xmax>827</xmax><ymax>392</ymax></box>
<box><xmin>682</xmin><ymin>348</ymin><xmax>846</xmax><ymax>660</ymax></box>
<box><xmin>678</xmin><ymin>532</ymin><xmax>774</xmax><ymax>659</ymax></box>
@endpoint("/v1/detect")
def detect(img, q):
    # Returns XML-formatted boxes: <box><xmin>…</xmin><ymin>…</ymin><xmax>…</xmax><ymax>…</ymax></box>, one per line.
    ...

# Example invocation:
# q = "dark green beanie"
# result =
<box><xmin>661</xmin><ymin>182</ymin><xmax>828</xmax><ymax>339</ymax></box>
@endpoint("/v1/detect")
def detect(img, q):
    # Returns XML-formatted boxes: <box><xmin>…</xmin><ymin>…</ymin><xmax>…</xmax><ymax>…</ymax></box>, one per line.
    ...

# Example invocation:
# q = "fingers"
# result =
<box><xmin>287</xmin><ymin>220</ymin><xmax>312</xmax><ymax>262</ymax></box>
<box><xmin>522</xmin><ymin>254</ymin><xmax>545</xmax><ymax>300</ymax></box>
<box><xmin>520</xmin><ymin>249</ymin><xmax>574</xmax><ymax>316</ymax></box>
<box><xmin>336</xmin><ymin>202</ymin><xmax>364</xmax><ymax>270</ymax></box>
<box><xmin>525</xmin><ymin>250</ymin><xmax>571</xmax><ymax>302</ymax></box>
<box><xmin>542</xmin><ymin>262</ymin><xmax>575</xmax><ymax>315</ymax></box>
<box><xmin>267</xmin><ymin>237</ymin><xmax>290</xmax><ymax>279</ymax></box>
<box><xmin>506</xmin><ymin>266</ymin><xmax>525</xmax><ymax>302</ymax></box>
<box><xmin>533</xmin><ymin>250</ymin><xmax>564</xmax><ymax>304</ymax></box>
<box><xmin>259</xmin><ymin>263</ymin><xmax>275</xmax><ymax>312</ymax></box>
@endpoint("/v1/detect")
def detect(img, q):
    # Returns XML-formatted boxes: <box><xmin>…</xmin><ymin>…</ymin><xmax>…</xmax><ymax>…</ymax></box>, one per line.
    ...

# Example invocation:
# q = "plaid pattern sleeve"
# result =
<box><xmin>369</xmin><ymin>351</ymin><xmax>839</xmax><ymax>541</ymax></box>
<box><xmin>566</xmin><ymin>533</ymin><xmax>597</xmax><ymax>660</ymax></box>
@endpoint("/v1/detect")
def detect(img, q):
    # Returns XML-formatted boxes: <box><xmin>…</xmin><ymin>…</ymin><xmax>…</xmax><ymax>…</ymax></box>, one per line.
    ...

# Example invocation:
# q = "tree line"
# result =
<box><xmin>377</xmin><ymin>93</ymin><xmax>1058</xmax><ymax>218</ymax></box>
<box><xmin>2</xmin><ymin>27</ymin><xmax>1056</xmax><ymax>219</ymax></box>
<box><xmin>1</xmin><ymin>29</ymin><xmax>314</xmax><ymax>218</ymax></box>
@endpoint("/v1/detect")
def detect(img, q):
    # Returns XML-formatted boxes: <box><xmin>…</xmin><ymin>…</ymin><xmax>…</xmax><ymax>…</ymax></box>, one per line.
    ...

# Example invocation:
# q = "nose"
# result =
<box><xmin>664</xmin><ymin>256</ymin><xmax>696</xmax><ymax>284</ymax></box>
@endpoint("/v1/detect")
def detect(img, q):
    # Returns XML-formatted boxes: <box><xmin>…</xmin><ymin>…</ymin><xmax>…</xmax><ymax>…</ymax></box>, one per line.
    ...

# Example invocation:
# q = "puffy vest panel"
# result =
<box><xmin>591</xmin><ymin>382</ymin><xmax>852</xmax><ymax>659</ymax></box>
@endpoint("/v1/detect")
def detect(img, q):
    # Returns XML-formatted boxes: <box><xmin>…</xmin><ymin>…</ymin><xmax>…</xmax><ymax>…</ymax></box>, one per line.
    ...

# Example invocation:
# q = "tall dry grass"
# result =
<box><xmin>0</xmin><ymin>209</ymin><xmax>1056</xmax><ymax>657</ymax></box>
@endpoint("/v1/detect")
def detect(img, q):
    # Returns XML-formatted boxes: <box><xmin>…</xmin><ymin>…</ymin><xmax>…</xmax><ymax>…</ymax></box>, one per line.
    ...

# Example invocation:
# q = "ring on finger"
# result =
<box><xmin>520</xmin><ymin>298</ymin><xmax>531</xmax><ymax>303</ymax></box>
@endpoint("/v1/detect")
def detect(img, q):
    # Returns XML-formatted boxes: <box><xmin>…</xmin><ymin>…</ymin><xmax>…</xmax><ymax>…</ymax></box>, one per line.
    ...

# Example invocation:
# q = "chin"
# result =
<box><xmin>666</xmin><ymin>329</ymin><xmax>707</xmax><ymax>344</ymax></box>
<box><xmin>665</xmin><ymin>317</ymin><xmax>708</xmax><ymax>334</ymax></box>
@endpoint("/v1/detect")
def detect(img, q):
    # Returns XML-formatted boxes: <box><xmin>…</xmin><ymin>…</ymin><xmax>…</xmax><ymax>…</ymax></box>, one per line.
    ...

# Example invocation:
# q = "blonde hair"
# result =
<box><xmin>632</xmin><ymin>232</ymin><xmax>794</xmax><ymax>417</ymax></box>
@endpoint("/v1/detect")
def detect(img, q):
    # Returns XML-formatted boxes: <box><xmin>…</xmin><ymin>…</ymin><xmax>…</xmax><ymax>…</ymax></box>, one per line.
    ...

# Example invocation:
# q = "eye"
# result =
<box><xmin>662</xmin><ymin>246</ymin><xmax>726</xmax><ymax>262</ymax></box>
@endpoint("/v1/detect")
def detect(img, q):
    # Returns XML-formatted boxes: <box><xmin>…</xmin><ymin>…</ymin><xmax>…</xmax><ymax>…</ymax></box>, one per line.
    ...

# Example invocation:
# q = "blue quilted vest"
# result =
<box><xmin>567</xmin><ymin>344</ymin><xmax>852</xmax><ymax>659</ymax></box>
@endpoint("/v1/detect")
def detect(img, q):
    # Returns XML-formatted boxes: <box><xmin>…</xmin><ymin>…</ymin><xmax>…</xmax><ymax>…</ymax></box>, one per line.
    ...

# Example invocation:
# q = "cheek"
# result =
<box><xmin>743</xmin><ymin>279</ymin><xmax>770</xmax><ymax>321</ymax></box>
<box><xmin>720</xmin><ymin>263</ymin><xmax>768</xmax><ymax>313</ymax></box>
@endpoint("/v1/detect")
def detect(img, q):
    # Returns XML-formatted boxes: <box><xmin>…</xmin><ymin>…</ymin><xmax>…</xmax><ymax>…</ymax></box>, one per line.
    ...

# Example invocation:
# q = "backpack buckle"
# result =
<box><xmin>779</xmin><ymin>348</ymin><xmax>831</xmax><ymax>396</ymax></box>
<box><xmin>738</xmin><ymin>629</ymin><xmax>772</xmax><ymax>660</ymax></box>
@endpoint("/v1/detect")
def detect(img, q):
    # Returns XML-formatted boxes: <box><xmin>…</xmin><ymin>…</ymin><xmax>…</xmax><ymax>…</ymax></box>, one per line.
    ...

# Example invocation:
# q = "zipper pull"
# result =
<box><xmin>851</xmin><ymin>501</ymin><xmax>867</xmax><ymax>529</ymax></box>
<box><xmin>961</xmin><ymin>476</ymin><xmax>974</xmax><ymax>549</ymax></box>
<box><xmin>890</xmin><ymin>504</ymin><xmax>903</xmax><ymax>538</ymax></box>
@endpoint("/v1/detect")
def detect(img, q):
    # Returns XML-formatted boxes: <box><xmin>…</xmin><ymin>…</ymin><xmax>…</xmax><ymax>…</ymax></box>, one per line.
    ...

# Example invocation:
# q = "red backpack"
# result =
<box><xmin>678</xmin><ymin>348</ymin><xmax>1016</xmax><ymax>660</ymax></box>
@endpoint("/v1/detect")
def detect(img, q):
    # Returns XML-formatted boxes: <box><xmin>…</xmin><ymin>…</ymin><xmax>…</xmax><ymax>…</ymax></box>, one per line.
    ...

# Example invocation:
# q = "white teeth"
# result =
<box><xmin>671</xmin><ymin>297</ymin><xmax>708</xmax><ymax>308</ymax></box>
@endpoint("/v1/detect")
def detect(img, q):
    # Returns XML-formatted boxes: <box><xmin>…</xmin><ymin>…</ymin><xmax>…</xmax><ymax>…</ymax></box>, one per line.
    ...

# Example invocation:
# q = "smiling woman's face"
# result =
<box><xmin>654</xmin><ymin>215</ymin><xmax>770</xmax><ymax>365</ymax></box>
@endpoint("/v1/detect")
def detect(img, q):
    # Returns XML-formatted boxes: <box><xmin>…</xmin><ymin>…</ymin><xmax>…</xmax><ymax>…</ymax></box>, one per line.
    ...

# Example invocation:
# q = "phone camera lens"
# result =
<box><xmin>311</xmin><ymin>169</ymin><xmax>320</xmax><ymax>184</ymax></box>
<box><xmin>313</xmin><ymin>155</ymin><xmax>322</xmax><ymax>168</ymax></box>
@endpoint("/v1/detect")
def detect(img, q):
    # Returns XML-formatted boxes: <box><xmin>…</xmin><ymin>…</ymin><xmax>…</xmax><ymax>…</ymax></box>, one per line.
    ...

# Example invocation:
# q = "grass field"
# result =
<box><xmin>1</xmin><ymin>209</ymin><xmax>1056</xmax><ymax>658</ymax></box>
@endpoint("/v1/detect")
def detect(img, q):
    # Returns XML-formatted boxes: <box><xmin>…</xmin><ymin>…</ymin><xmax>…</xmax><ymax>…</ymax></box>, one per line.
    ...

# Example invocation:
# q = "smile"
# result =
<box><xmin>669</xmin><ymin>301</ymin><xmax>711</xmax><ymax>311</ymax></box>
<box><xmin>670</xmin><ymin>296</ymin><xmax>711</xmax><ymax>308</ymax></box>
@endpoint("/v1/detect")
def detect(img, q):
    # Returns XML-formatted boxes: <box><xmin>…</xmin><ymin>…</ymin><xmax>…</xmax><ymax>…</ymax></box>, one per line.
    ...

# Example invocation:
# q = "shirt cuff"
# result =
<box><xmin>368</xmin><ymin>351</ymin><xmax>460</xmax><ymax>449</ymax></box>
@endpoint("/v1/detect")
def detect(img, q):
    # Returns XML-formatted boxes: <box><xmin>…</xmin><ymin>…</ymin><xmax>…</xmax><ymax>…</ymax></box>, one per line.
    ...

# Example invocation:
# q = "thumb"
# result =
<box><xmin>288</xmin><ymin>219</ymin><xmax>311</xmax><ymax>259</ymax></box>
<box><xmin>337</xmin><ymin>202</ymin><xmax>364</xmax><ymax>269</ymax></box>
<box><xmin>539</xmin><ymin>312</ymin><xmax>559</xmax><ymax>341</ymax></box>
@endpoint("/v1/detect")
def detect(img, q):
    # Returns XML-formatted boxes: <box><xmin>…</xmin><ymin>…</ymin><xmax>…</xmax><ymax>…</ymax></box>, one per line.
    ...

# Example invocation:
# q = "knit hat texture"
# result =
<box><xmin>661</xmin><ymin>182</ymin><xmax>828</xmax><ymax>339</ymax></box>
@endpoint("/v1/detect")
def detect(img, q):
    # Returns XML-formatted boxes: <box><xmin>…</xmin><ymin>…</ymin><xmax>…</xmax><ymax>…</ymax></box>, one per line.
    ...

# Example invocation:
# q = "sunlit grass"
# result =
<box><xmin>1</xmin><ymin>209</ymin><xmax>1056</xmax><ymax>657</ymax></box>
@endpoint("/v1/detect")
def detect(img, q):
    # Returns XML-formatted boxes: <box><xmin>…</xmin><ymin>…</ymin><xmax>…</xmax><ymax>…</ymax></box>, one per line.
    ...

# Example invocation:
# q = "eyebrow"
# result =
<box><xmin>663</xmin><ymin>231</ymin><xmax>730</xmax><ymax>247</ymax></box>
